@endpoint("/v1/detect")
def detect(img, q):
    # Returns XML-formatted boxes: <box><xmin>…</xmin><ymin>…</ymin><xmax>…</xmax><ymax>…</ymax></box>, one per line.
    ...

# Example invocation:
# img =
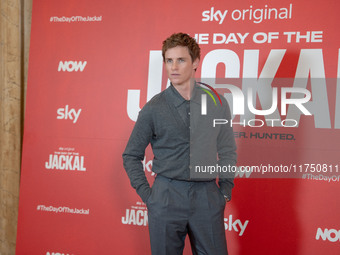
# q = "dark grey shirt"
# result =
<box><xmin>123</xmin><ymin>84</ymin><xmax>237</xmax><ymax>202</ymax></box>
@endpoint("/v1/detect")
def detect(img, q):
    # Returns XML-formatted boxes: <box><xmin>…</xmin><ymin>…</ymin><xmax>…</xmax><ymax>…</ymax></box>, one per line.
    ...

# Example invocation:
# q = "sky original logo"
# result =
<box><xmin>201</xmin><ymin>4</ymin><xmax>293</xmax><ymax>25</ymax></box>
<box><xmin>58</xmin><ymin>61</ymin><xmax>87</xmax><ymax>72</ymax></box>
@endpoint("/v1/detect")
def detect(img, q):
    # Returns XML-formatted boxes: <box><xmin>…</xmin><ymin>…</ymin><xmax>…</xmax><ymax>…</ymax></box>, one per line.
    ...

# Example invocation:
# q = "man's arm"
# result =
<box><xmin>217</xmin><ymin>98</ymin><xmax>237</xmax><ymax>201</ymax></box>
<box><xmin>122</xmin><ymin>106</ymin><xmax>154</xmax><ymax>202</ymax></box>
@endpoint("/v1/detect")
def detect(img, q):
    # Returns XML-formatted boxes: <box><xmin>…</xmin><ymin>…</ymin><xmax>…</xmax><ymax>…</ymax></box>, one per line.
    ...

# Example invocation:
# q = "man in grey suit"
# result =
<box><xmin>123</xmin><ymin>32</ymin><xmax>237</xmax><ymax>255</ymax></box>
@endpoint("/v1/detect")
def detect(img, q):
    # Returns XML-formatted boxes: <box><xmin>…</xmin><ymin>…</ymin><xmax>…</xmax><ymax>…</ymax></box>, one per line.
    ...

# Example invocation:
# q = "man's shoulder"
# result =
<box><xmin>142</xmin><ymin>87</ymin><xmax>170</xmax><ymax>109</ymax></box>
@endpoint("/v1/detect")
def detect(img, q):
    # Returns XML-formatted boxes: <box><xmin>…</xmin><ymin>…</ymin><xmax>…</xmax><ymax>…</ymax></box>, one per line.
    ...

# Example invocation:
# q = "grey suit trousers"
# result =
<box><xmin>146</xmin><ymin>175</ymin><xmax>228</xmax><ymax>255</ymax></box>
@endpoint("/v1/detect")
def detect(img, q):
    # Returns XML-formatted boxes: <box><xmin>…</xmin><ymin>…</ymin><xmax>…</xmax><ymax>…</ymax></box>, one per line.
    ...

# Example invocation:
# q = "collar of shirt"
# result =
<box><xmin>169</xmin><ymin>83</ymin><xmax>202</xmax><ymax>108</ymax></box>
<box><xmin>169</xmin><ymin>84</ymin><xmax>189</xmax><ymax>108</ymax></box>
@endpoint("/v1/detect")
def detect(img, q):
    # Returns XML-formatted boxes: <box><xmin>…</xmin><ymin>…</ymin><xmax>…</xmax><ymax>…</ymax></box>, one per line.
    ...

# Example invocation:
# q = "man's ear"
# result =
<box><xmin>193</xmin><ymin>58</ymin><xmax>199</xmax><ymax>71</ymax></box>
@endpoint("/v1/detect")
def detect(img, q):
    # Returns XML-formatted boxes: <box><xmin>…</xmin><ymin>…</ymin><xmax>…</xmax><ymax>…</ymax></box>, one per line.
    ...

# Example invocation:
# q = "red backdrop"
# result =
<box><xmin>17</xmin><ymin>0</ymin><xmax>340</xmax><ymax>254</ymax></box>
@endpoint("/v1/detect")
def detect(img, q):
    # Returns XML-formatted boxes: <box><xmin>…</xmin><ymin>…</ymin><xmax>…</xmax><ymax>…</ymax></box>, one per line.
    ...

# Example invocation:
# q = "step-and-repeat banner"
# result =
<box><xmin>17</xmin><ymin>0</ymin><xmax>340</xmax><ymax>254</ymax></box>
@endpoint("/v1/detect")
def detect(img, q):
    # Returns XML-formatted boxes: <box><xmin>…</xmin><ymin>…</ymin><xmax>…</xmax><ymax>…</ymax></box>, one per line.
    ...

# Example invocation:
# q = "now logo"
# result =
<box><xmin>316</xmin><ymin>228</ymin><xmax>340</xmax><ymax>242</ymax></box>
<box><xmin>58</xmin><ymin>61</ymin><xmax>87</xmax><ymax>72</ymax></box>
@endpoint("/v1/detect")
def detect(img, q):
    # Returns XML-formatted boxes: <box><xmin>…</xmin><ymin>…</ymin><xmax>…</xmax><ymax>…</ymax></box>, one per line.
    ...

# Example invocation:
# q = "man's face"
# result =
<box><xmin>164</xmin><ymin>46</ymin><xmax>199</xmax><ymax>87</ymax></box>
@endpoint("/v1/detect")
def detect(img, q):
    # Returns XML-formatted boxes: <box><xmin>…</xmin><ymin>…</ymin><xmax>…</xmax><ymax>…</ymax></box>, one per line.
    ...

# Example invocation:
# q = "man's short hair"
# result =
<box><xmin>162</xmin><ymin>33</ymin><xmax>201</xmax><ymax>62</ymax></box>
